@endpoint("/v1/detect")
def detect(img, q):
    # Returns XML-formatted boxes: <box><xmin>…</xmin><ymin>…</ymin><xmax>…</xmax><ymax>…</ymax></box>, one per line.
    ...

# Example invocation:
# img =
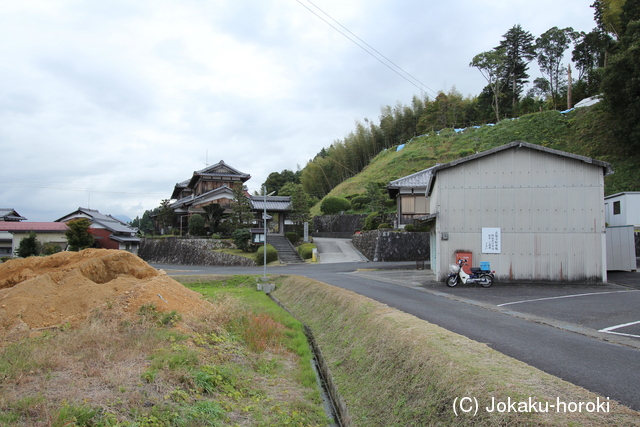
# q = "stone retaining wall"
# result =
<box><xmin>352</xmin><ymin>230</ymin><xmax>430</xmax><ymax>262</ymax></box>
<box><xmin>138</xmin><ymin>237</ymin><xmax>256</xmax><ymax>266</ymax></box>
<box><xmin>312</xmin><ymin>214</ymin><xmax>367</xmax><ymax>238</ymax></box>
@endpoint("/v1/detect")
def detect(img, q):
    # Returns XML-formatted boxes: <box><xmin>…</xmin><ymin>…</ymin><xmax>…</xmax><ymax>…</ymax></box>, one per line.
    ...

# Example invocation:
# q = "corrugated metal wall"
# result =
<box><xmin>434</xmin><ymin>147</ymin><xmax>606</xmax><ymax>282</ymax></box>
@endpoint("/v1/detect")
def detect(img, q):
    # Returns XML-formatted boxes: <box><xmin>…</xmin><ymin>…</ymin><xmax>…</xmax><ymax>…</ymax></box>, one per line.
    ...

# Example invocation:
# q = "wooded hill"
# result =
<box><xmin>308</xmin><ymin>103</ymin><xmax>640</xmax><ymax>214</ymax></box>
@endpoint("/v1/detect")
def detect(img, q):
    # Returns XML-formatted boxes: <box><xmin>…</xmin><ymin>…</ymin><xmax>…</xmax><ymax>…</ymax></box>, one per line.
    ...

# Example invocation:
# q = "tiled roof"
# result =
<box><xmin>56</xmin><ymin>208</ymin><xmax>138</xmax><ymax>234</ymax></box>
<box><xmin>387</xmin><ymin>166</ymin><xmax>436</xmax><ymax>189</ymax></box>
<box><xmin>0</xmin><ymin>222</ymin><xmax>68</xmax><ymax>232</ymax></box>
<box><xmin>0</xmin><ymin>208</ymin><xmax>27</xmax><ymax>221</ymax></box>
<box><xmin>249</xmin><ymin>196</ymin><xmax>292</xmax><ymax>211</ymax></box>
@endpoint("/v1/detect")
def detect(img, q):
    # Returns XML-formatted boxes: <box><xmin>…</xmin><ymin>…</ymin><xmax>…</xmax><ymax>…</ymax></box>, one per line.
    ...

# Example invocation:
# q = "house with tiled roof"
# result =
<box><xmin>168</xmin><ymin>160</ymin><xmax>292</xmax><ymax>235</ymax></box>
<box><xmin>55</xmin><ymin>208</ymin><xmax>141</xmax><ymax>253</ymax></box>
<box><xmin>0</xmin><ymin>222</ymin><xmax>69</xmax><ymax>256</ymax></box>
<box><xmin>0</xmin><ymin>208</ymin><xmax>27</xmax><ymax>222</ymax></box>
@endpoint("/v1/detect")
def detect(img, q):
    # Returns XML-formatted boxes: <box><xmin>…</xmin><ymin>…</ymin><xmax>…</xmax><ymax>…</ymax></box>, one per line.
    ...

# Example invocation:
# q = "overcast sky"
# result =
<box><xmin>1</xmin><ymin>0</ymin><xmax>597</xmax><ymax>222</ymax></box>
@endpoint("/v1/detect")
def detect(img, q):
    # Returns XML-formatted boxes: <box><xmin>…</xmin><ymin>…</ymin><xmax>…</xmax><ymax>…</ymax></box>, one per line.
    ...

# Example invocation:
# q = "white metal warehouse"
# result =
<box><xmin>387</xmin><ymin>141</ymin><xmax>613</xmax><ymax>283</ymax></box>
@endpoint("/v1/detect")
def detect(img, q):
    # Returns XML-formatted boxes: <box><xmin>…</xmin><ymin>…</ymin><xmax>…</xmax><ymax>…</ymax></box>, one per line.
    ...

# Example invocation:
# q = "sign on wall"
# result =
<box><xmin>482</xmin><ymin>227</ymin><xmax>501</xmax><ymax>253</ymax></box>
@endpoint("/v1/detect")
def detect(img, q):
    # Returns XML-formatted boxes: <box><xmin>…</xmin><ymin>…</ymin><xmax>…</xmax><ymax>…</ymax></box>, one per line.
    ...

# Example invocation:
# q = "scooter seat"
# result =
<box><xmin>470</xmin><ymin>267</ymin><xmax>483</xmax><ymax>273</ymax></box>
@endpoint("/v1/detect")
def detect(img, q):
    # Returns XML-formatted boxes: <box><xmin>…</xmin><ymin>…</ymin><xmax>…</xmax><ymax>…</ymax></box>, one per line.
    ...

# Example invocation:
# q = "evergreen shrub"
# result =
<box><xmin>285</xmin><ymin>232</ymin><xmax>299</xmax><ymax>244</ymax></box>
<box><xmin>256</xmin><ymin>244</ymin><xmax>278</xmax><ymax>265</ymax></box>
<box><xmin>297</xmin><ymin>243</ymin><xmax>316</xmax><ymax>260</ymax></box>
<box><xmin>320</xmin><ymin>196</ymin><xmax>351</xmax><ymax>215</ymax></box>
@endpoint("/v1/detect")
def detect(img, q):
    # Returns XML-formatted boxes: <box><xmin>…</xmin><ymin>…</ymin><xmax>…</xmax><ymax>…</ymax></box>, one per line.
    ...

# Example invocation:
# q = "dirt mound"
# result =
<box><xmin>0</xmin><ymin>249</ymin><xmax>213</xmax><ymax>338</ymax></box>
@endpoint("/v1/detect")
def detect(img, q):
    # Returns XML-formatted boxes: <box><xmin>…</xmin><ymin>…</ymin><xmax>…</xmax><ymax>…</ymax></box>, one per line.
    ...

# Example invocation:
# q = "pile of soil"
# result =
<box><xmin>0</xmin><ymin>249</ymin><xmax>213</xmax><ymax>338</ymax></box>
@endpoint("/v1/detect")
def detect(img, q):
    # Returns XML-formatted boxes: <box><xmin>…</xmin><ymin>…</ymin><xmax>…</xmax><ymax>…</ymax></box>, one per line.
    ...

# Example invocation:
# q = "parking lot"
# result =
<box><xmin>351</xmin><ymin>268</ymin><xmax>640</xmax><ymax>347</ymax></box>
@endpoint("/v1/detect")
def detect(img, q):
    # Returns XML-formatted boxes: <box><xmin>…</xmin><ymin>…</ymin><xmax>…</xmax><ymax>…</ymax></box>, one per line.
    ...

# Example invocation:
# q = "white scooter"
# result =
<box><xmin>447</xmin><ymin>258</ymin><xmax>494</xmax><ymax>287</ymax></box>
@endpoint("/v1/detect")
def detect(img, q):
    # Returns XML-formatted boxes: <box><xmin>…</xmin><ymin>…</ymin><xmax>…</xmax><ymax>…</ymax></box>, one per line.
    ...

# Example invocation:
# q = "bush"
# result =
<box><xmin>404</xmin><ymin>224</ymin><xmax>415</xmax><ymax>232</ymax></box>
<box><xmin>378</xmin><ymin>223</ymin><xmax>391</xmax><ymax>229</ymax></box>
<box><xmin>256</xmin><ymin>244</ymin><xmax>278</xmax><ymax>265</ymax></box>
<box><xmin>297</xmin><ymin>243</ymin><xmax>316</xmax><ymax>260</ymax></box>
<box><xmin>232</xmin><ymin>228</ymin><xmax>252</xmax><ymax>252</ymax></box>
<box><xmin>41</xmin><ymin>242</ymin><xmax>62</xmax><ymax>255</ymax></box>
<box><xmin>17</xmin><ymin>231</ymin><xmax>40</xmax><ymax>258</ymax></box>
<box><xmin>285</xmin><ymin>232</ymin><xmax>299</xmax><ymax>245</ymax></box>
<box><xmin>363</xmin><ymin>212</ymin><xmax>384</xmax><ymax>231</ymax></box>
<box><xmin>188</xmin><ymin>214</ymin><xmax>206</xmax><ymax>236</ymax></box>
<box><xmin>320</xmin><ymin>196</ymin><xmax>351</xmax><ymax>215</ymax></box>
<box><xmin>351</xmin><ymin>196</ymin><xmax>372</xmax><ymax>210</ymax></box>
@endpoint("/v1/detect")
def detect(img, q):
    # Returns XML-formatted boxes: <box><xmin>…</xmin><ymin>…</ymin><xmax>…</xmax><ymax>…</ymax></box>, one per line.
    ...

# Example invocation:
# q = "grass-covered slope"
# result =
<box><xmin>312</xmin><ymin>106</ymin><xmax>640</xmax><ymax>213</ymax></box>
<box><xmin>273</xmin><ymin>275</ymin><xmax>640</xmax><ymax>426</ymax></box>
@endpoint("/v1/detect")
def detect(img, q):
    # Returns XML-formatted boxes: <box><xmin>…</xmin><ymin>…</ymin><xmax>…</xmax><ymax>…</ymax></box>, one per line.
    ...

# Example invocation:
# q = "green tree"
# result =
<box><xmin>135</xmin><ymin>210</ymin><xmax>156</xmax><ymax>235</ymax></box>
<box><xmin>156</xmin><ymin>199</ymin><xmax>174</xmax><ymax>234</ymax></box>
<box><xmin>17</xmin><ymin>231</ymin><xmax>40</xmax><ymax>257</ymax></box>
<box><xmin>365</xmin><ymin>181</ymin><xmax>390</xmax><ymax>212</ymax></box>
<box><xmin>496</xmin><ymin>25</ymin><xmax>536</xmax><ymax>114</ymax></box>
<box><xmin>65</xmin><ymin>218</ymin><xmax>95</xmax><ymax>251</ymax></box>
<box><xmin>231</xmin><ymin>228</ymin><xmax>252</xmax><ymax>252</ymax></box>
<box><xmin>592</xmin><ymin>0</ymin><xmax>626</xmax><ymax>38</ymax></box>
<box><xmin>320</xmin><ymin>196</ymin><xmax>350</xmax><ymax>215</ymax></box>
<box><xmin>602</xmin><ymin>18</ymin><xmax>640</xmax><ymax>147</ymax></box>
<box><xmin>535</xmin><ymin>27</ymin><xmax>578</xmax><ymax>110</ymax></box>
<box><xmin>280</xmin><ymin>182</ymin><xmax>314</xmax><ymax>234</ymax></box>
<box><xmin>263</xmin><ymin>169</ymin><xmax>301</xmax><ymax>195</ymax></box>
<box><xmin>571</xmin><ymin>29</ymin><xmax>614</xmax><ymax>99</ymax></box>
<box><xmin>202</xmin><ymin>203</ymin><xmax>226</xmax><ymax>233</ymax></box>
<box><xmin>470</xmin><ymin>48</ymin><xmax>510</xmax><ymax>122</ymax></box>
<box><xmin>188</xmin><ymin>214</ymin><xmax>206</xmax><ymax>236</ymax></box>
<box><xmin>229</xmin><ymin>186</ymin><xmax>254</xmax><ymax>228</ymax></box>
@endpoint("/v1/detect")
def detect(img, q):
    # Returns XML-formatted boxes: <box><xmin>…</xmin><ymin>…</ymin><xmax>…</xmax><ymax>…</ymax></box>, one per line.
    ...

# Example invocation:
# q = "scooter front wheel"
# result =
<box><xmin>480</xmin><ymin>274</ymin><xmax>493</xmax><ymax>288</ymax></box>
<box><xmin>446</xmin><ymin>275</ymin><xmax>458</xmax><ymax>287</ymax></box>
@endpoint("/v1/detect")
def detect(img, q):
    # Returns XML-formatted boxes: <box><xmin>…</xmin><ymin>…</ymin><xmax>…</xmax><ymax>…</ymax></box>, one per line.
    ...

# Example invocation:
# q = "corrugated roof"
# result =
<box><xmin>0</xmin><ymin>222</ymin><xmax>68</xmax><ymax>232</ymax></box>
<box><xmin>387</xmin><ymin>141</ymin><xmax>613</xmax><ymax>198</ymax></box>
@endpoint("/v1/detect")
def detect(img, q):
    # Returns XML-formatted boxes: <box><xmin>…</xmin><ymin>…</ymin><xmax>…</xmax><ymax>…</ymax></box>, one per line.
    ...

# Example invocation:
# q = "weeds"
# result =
<box><xmin>0</xmin><ymin>275</ymin><xmax>328</xmax><ymax>427</ymax></box>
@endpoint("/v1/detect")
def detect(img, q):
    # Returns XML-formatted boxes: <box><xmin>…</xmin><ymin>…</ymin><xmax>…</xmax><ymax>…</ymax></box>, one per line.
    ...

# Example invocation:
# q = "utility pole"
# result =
<box><xmin>567</xmin><ymin>64</ymin><xmax>573</xmax><ymax>110</ymax></box>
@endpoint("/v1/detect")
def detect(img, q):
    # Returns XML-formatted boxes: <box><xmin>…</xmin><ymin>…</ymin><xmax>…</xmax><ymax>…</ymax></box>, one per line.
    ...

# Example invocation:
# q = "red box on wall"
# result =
<box><xmin>455</xmin><ymin>251</ymin><xmax>473</xmax><ymax>275</ymax></box>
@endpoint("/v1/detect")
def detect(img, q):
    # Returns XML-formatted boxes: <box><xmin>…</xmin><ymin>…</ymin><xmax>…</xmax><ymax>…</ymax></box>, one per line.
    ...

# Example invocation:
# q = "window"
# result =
<box><xmin>613</xmin><ymin>201</ymin><xmax>621</xmax><ymax>215</ymax></box>
<box><xmin>401</xmin><ymin>196</ymin><xmax>415</xmax><ymax>213</ymax></box>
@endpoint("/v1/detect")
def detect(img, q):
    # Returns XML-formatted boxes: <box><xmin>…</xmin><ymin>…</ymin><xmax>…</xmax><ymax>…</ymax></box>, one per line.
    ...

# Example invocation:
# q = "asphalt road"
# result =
<box><xmin>153</xmin><ymin>260</ymin><xmax>640</xmax><ymax>412</ymax></box>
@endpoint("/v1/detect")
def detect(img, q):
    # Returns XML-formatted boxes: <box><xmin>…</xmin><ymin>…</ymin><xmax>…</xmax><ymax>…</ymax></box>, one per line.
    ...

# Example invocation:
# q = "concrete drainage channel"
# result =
<box><xmin>268</xmin><ymin>292</ymin><xmax>348</xmax><ymax>427</ymax></box>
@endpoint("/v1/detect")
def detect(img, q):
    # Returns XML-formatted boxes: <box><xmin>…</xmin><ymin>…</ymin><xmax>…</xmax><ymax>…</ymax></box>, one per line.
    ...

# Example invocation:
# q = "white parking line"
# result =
<box><xmin>497</xmin><ymin>290</ymin><xmax>638</xmax><ymax>307</ymax></box>
<box><xmin>599</xmin><ymin>320</ymin><xmax>640</xmax><ymax>339</ymax></box>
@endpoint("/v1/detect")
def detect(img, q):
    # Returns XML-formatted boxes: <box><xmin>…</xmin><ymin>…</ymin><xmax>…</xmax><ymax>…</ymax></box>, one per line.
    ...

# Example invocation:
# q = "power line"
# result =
<box><xmin>296</xmin><ymin>0</ymin><xmax>439</xmax><ymax>97</ymax></box>
<box><xmin>0</xmin><ymin>176</ymin><xmax>166</xmax><ymax>196</ymax></box>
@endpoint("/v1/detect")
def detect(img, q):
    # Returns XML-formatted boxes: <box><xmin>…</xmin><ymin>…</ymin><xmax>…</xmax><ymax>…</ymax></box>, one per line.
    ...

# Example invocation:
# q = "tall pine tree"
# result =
<box><xmin>496</xmin><ymin>25</ymin><xmax>536</xmax><ymax>115</ymax></box>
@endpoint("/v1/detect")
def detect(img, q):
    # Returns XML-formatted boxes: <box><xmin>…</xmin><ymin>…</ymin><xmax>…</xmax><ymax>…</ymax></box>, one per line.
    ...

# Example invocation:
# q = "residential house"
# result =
<box><xmin>387</xmin><ymin>141</ymin><xmax>612</xmax><ymax>283</ymax></box>
<box><xmin>169</xmin><ymin>160</ymin><xmax>292</xmax><ymax>234</ymax></box>
<box><xmin>0</xmin><ymin>222</ymin><xmax>68</xmax><ymax>256</ymax></box>
<box><xmin>56</xmin><ymin>208</ymin><xmax>141</xmax><ymax>253</ymax></box>
<box><xmin>0</xmin><ymin>208</ymin><xmax>27</xmax><ymax>222</ymax></box>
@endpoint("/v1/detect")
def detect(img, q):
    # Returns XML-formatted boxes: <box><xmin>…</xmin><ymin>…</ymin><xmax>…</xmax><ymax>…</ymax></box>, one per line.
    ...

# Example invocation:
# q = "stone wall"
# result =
<box><xmin>352</xmin><ymin>230</ymin><xmax>430</xmax><ymax>262</ymax></box>
<box><xmin>312</xmin><ymin>214</ymin><xmax>368</xmax><ymax>238</ymax></box>
<box><xmin>139</xmin><ymin>237</ymin><xmax>256</xmax><ymax>266</ymax></box>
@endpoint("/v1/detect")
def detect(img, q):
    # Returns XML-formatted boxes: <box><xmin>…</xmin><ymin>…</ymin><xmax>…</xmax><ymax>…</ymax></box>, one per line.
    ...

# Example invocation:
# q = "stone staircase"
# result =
<box><xmin>267</xmin><ymin>234</ymin><xmax>305</xmax><ymax>264</ymax></box>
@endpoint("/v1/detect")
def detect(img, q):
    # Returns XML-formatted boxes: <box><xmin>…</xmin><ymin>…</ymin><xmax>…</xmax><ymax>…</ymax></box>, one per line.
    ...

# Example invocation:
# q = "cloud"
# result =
<box><xmin>0</xmin><ymin>0</ymin><xmax>597</xmax><ymax>221</ymax></box>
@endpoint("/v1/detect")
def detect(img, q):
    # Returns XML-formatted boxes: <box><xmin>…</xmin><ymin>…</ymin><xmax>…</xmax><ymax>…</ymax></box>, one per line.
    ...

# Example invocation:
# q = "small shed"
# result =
<box><xmin>388</xmin><ymin>141</ymin><xmax>612</xmax><ymax>283</ymax></box>
<box><xmin>604</xmin><ymin>192</ymin><xmax>640</xmax><ymax>228</ymax></box>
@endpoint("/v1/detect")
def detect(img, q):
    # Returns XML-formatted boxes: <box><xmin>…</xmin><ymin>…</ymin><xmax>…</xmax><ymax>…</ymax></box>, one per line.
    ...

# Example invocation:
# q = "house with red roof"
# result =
<box><xmin>55</xmin><ymin>208</ymin><xmax>141</xmax><ymax>254</ymax></box>
<box><xmin>0</xmin><ymin>221</ymin><xmax>69</xmax><ymax>256</ymax></box>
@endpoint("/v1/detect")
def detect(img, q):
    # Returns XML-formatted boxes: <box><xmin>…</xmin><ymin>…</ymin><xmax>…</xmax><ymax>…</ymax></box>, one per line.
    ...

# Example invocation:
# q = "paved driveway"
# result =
<box><xmin>313</xmin><ymin>237</ymin><xmax>368</xmax><ymax>263</ymax></box>
<box><xmin>350</xmin><ymin>268</ymin><xmax>640</xmax><ymax>348</ymax></box>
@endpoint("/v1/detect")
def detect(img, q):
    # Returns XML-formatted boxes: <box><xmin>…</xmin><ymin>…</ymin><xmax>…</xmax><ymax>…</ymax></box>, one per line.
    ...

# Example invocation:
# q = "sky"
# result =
<box><xmin>1</xmin><ymin>0</ymin><xmax>598</xmax><ymax>222</ymax></box>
